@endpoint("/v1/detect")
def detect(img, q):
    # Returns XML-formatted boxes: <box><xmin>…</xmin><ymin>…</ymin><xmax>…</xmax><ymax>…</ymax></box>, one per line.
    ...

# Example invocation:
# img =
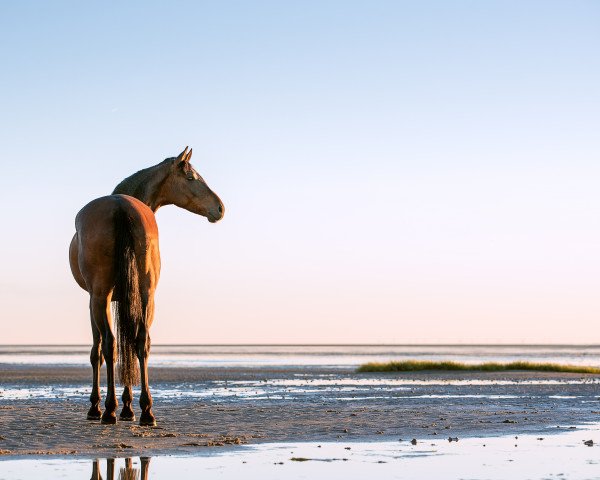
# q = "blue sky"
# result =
<box><xmin>0</xmin><ymin>1</ymin><xmax>599</xmax><ymax>343</ymax></box>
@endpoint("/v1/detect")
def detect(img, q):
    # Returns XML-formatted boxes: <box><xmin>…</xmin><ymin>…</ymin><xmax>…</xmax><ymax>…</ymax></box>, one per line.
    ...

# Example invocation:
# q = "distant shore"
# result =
<box><xmin>357</xmin><ymin>360</ymin><xmax>600</xmax><ymax>373</ymax></box>
<box><xmin>1</xmin><ymin>364</ymin><xmax>600</xmax><ymax>458</ymax></box>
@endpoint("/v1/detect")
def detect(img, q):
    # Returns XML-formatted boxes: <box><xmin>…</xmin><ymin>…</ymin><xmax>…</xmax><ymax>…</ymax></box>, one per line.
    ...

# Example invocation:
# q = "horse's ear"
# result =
<box><xmin>175</xmin><ymin>146</ymin><xmax>189</xmax><ymax>165</ymax></box>
<box><xmin>185</xmin><ymin>148</ymin><xmax>193</xmax><ymax>162</ymax></box>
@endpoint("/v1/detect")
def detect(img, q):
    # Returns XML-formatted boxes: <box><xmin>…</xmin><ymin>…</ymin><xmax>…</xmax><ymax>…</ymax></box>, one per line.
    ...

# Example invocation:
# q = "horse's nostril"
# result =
<box><xmin>218</xmin><ymin>205</ymin><xmax>223</xmax><ymax>214</ymax></box>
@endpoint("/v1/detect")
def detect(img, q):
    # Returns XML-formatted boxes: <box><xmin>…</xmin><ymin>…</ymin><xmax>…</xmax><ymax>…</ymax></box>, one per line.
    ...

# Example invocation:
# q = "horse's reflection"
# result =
<box><xmin>90</xmin><ymin>457</ymin><xmax>150</xmax><ymax>480</ymax></box>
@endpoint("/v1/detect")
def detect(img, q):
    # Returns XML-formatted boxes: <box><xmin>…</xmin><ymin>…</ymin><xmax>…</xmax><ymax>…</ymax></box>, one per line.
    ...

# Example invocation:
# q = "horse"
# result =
<box><xmin>69</xmin><ymin>147</ymin><xmax>224</xmax><ymax>426</ymax></box>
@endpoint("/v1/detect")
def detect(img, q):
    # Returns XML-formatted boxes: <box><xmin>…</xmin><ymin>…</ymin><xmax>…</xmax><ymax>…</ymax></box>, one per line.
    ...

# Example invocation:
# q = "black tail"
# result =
<box><xmin>112</xmin><ymin>207</ymin><xmax>141</xmax><ymax>386</ymax></box>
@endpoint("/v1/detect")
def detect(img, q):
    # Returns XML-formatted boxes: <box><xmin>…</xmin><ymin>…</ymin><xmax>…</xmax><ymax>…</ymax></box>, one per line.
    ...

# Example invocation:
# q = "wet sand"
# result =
<box><xmin>1</xmin><ymin>364</ymin><xmax>599</xmax><ymax>458</ymax></box>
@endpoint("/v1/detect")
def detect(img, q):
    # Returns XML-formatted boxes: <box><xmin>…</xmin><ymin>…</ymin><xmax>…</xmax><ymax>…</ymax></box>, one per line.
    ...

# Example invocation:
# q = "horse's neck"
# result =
<box><xmin>112</xmin><ymin>162</ymin><xmax>170</xmax><ymax>212</ymax></box>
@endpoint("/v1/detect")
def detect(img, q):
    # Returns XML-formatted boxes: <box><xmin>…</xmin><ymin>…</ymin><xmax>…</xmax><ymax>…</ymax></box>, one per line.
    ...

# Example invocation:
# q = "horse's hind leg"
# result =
<box><xmin>137</xmin><ymin>321</ymin><xmax>155</xmax><ymax>426</ymax></box>
<box><xmin>91</xmin><ymin>294</ymin><xmax>119</xmax><ymax>424</ymax></box>
<box><xmin>120</xmin><ymin>386</ymin><xmax>135</xmax><ymax>421</ymax></box>
<box><xmin>137</xmin><ymin>292</ymin><xmax>156</xmax><ymax>426</ymax></box>
<box><xmin>87</xmin><ymin>317</ymin><xmax>103</xmax><ymax>420</ymax></box>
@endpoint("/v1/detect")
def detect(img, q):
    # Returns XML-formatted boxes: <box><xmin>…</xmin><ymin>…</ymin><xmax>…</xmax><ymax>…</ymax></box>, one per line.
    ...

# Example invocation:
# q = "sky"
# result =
<box><xmin>0</xmin><ymin>1</ymin><xmax>598</xmax><ymax>344</ymax></box>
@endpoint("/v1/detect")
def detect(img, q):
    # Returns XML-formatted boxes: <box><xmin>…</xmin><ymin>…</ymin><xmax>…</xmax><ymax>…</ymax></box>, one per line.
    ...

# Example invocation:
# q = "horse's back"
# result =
<box><xmin>72</xmin><ymin>195</ymin><xmax>160</xmax><ymax>294</ymax></box>
<box><xmin>76</xmin><ymin>194</ymin><xmax>157</xmax><ymax>236</ymax></box>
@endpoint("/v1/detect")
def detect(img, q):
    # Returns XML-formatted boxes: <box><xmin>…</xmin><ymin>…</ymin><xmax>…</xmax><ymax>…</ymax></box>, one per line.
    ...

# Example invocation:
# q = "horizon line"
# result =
<box><xmin>1</xmin><ymin>343</ymin><xmax>600</xmax><ymax>348</ymax></box>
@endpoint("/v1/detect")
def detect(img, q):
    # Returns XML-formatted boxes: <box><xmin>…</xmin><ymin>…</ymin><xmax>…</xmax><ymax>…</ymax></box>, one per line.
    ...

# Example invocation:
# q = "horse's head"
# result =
<box><xmin>166</xmin><ymin>147</ymin><xmax>224</xmax><ymax>223</ymax></box>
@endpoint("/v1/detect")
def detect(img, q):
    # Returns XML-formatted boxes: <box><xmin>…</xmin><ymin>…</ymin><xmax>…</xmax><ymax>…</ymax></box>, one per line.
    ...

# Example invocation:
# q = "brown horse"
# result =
<box><xmin>69</xmin><ymin>147</ymin><xmax>223</xmax><ymax>426</ymax></box>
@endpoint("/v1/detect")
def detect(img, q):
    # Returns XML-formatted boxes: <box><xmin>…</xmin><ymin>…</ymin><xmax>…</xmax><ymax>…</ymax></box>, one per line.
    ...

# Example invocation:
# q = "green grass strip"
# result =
<box><xmin>356</xmin><ymin>360</ymin><xmax>600</xmax><ymax>374</ymax></box>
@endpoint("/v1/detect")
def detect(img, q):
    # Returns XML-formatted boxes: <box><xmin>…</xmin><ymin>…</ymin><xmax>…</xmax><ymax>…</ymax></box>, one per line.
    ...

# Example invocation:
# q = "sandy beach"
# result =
<box><xmin>1</xmin><ymin>364</ymin><xmax>599</xmax><ymax>458</ymax></box>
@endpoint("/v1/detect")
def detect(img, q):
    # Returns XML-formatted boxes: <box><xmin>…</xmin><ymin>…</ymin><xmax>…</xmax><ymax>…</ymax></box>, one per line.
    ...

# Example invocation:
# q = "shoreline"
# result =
<box><xmin>1</xmin><ymin>365</ymin><xmax>600</xmax><ymax>458</ymax></box>
<box><xmin>1</xmin><ymin>423</ymin><xmax>599</xmax><ymax>462</ymax></box>
<box><xmin>2</xmin><ymin>426</ymin><xmax>600</xmax><ymax>480</ymax></box>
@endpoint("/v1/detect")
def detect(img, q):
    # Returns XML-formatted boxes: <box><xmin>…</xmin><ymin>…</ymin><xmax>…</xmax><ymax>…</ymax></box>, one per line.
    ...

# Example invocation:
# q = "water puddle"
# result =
<box><xmin>1</xmin><ymin>426</ymin><xmax>600</xmax><ymax>479</ymax></box>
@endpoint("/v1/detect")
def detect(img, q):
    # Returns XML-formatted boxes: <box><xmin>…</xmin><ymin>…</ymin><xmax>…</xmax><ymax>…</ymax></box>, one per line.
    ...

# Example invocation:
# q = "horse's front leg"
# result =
<box><xmin>92</xmin><ymin>295</ymin><xmax>118</xmax><ymax>424</ymax></box>
<box><xmin>87</xmin><ymin>319</ymin><xmax>103</xmax><ymax>420</ymax></box>
<box><xmin>119</xmin><ymin>386</ymin><xmax>135</xmax><ymax>421</ymax></box>
<box><xmin>137</xmin><ymin>322</ymin><xmax>156</xmax><ymax>426</ymax></box>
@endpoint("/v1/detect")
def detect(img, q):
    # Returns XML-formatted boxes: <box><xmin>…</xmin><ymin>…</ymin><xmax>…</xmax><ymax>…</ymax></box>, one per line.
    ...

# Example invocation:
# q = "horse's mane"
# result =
<box><xmin>112</xmin><ymin>158</ymin><xmax>173</xmax><ymax>201</ymax></box>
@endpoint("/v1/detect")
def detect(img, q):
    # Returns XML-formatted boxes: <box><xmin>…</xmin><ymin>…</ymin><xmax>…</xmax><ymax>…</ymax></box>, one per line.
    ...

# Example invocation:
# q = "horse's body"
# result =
<box><xmin>69</xmin><ymin>148</ymin><xmax>223</xmax><ymax>425</ymax></box>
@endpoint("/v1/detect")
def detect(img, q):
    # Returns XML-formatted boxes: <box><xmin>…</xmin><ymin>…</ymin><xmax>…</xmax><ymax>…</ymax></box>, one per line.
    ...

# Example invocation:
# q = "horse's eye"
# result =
<box><xmin>187</xmin><ymin>176</ymin><xmax>194</xmax><ymax>181</ymax></box>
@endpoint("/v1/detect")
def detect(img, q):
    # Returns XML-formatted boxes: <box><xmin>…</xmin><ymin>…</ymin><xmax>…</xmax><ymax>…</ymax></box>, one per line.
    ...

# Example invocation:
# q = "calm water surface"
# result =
<box><xmin>1</xmin><ymin>344</ymin><xmax>600</xmax><ymax>368</ymax></box>
<box><xmin>1</xmin><ymin>426</ymin><xmax>600</xmax><ymax>479</ymax></box>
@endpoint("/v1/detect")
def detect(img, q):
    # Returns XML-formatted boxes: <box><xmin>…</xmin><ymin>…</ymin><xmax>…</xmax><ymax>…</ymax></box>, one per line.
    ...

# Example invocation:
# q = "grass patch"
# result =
<box><xmin>356</xmin><ymin>360</ymin><xmax>600</xmax><ymax>374</ymax></box>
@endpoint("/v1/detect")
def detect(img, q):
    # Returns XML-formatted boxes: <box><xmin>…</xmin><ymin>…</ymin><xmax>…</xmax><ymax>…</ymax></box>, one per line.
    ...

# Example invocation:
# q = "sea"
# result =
<box><xmin>1</xmin><ymin>344</ymin><xmax>599</xmax><ymax>368</ymax></box>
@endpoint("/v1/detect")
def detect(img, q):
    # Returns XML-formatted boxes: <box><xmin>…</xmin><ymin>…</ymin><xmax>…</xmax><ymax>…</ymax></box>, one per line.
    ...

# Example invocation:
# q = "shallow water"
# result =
<box><xmin>1</xmin><ymin>426</ymin><xmax>600</xmax><ymax>479</ymax></box>
<box><xmin>2</xmin><ymin>376</ymin><xmax>599</xmax><ymax>402</ymax></box>
<box><xmin>2</xmin><ymin>344</ymin><xmax>600</xmax><ymax>368</ymax></box>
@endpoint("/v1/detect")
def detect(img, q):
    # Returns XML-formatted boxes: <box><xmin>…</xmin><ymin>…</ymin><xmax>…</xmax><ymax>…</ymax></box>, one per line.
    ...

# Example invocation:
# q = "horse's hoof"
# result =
<box><xmin>119</xmin><ymin>412</ymin><xmax>136</xmax><ymax>421</ymax></box>
<box><xmin>101</xmin><ymin>412</ymin><xmax>117</xmax><ymax>425</ymax></box>
<box><xmin>87</xmin><ymin>406</ymin><xmax>102</xmax><ymax>420</ymax></box>
<box><xmin>139</xmin><ymin>412</ymin><xmax>156</xmax><ymax>427</ymax></box>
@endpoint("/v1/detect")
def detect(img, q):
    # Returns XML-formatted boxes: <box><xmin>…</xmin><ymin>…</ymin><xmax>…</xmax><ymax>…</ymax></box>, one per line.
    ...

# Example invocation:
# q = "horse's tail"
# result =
<box><xmin>112</xmin><ymin>207</ymin><xmax>141</xmax><ymax>386</ymax></box>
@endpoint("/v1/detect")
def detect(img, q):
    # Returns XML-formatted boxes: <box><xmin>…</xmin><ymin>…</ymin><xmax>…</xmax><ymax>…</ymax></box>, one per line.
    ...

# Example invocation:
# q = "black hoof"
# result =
<box><xmin>119</xmin><ymin>409</ymin><xmax>136</xmax><ymax>421</ymax></box>
<box><xmin>101</xmin><ymin>412</ymin><xmax>117</xmax><ymax>425</ymax></box>
<box><xmin>87</xmin><ymin>406</ymin><xmax>102</xmax><ymax>420</ymax></box>
<box><xmin>139</xmin><ymin>412</ymin><xmax>156</xmax><ymax>427</ymax></box>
